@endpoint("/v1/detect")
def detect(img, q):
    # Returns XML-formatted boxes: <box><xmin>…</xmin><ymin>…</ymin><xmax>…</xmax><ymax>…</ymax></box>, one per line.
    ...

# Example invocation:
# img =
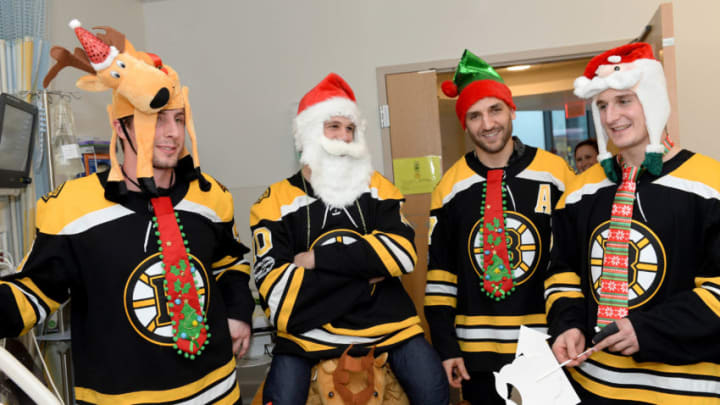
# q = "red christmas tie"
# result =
<box><xmin>480</xmin><ymin>169</ymin><xmax>514</xmax><ymax>300</ymax></box>
<box><xmin>151</xmin><ymin>196</ymin><xmax>209</xmax><ymax>358</ymax></box>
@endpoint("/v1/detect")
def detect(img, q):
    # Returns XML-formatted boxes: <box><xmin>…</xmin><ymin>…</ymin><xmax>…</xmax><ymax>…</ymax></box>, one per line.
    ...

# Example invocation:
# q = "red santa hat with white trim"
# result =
<box><xmin>573</xmin><ymin>43</ymin><xmax>670</xmax><ymax>177</ymax></box>
<box><xmin>69</xmin><ymin>19</ymin><xmax>119</xmax><ymax>71</ymax></box>
<box><xmin>293</xmin><ymin>73</ymin><xmax>366</xmax><ymax>154</ymax></box>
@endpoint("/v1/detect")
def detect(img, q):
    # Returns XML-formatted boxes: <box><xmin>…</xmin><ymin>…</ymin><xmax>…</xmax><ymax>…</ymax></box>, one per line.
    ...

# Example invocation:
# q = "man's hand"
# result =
<box><xmin>442</xmin><ymin>357</ymin><xmax>470</xmax><ymax>388</ymax></box>
<box><xmin>592</xmin><ymin>318</ymin><xmax>639</xmax><ymax>355</ymax></box>
<box><xmin>551</xmin><ymin>328</ymin><xmax>590</xmax><ymax>367</ymax></box>
<box><xmin>227</xmin><ymin>319</ymin><xmax>251</xmax><ymax>359</ymax></box>
<box><xmin>294</xmin><ymin>251</ymin><xmax>315</xmax><ymax>269</ymax></box>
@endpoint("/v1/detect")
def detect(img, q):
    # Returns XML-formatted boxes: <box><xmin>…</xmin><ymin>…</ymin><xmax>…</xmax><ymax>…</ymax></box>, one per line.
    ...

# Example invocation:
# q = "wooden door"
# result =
<box><xmin>645</xmin><ymin>2</ymin><xmax>679</xmax><ymax>145</ymax></box>
<box><xmin>385</xmin><ymin>71</ymin><xmax>442</xmax><ymax>338</ymax></box>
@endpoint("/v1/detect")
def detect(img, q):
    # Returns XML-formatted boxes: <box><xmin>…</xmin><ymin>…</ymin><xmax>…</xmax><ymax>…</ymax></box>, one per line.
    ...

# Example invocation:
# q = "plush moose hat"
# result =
<box><xmin>43</xmin><ymin>19</ymin><xmax>210</xmax><ymax>196</ymax></box>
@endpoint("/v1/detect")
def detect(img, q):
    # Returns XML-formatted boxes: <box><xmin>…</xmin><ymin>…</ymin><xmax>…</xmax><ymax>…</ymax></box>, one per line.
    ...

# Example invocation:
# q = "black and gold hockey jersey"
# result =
<box><xmin>546</xmin><ymin>150</ymin><xmax>720</xmax><ymax>403</ymax></box>
<box><xmin>424</xmin><ymin>143</ymin><xmax>573</xmax><ymax>372</ymax></box>
<box><xmin>0</xmin><ymin>158</ymin><xmax>253</xmax><ymax>404</ymax></box>
<box><xmin>250</xmin><ymin>171</ymin><xmax>423</xmax><ymax>359</ymax></box>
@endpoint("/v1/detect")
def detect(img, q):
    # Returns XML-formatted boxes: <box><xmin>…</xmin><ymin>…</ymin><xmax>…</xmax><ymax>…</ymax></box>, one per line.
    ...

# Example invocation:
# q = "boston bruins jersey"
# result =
<box><xmin>424</xmin><ymin>143</ymin><xmax>573</xmax><ymax>372</ymax></box>
<box><xmin>250</xmin><ymin>171</ymin><xmax>423</xmax><ymax>359</ymax></box>
<box><xmin>0</xmin><ymin>160</ymin><xmax>253</xmax><ymax>404</ymax></box>
<box><xmin>546</xmin><ymin>150</ymin><xmax>720</xmax><ymax>403</ymax></box>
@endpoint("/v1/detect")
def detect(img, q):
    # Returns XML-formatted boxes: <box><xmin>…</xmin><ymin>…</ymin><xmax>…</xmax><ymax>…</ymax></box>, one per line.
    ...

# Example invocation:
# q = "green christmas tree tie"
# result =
<box><xmin>151</xmin><ymin>196</ymin><xmax>209</xmax><ymax>359</ymax></box>
<box><xmin>478</xmin><ymin>169</ymin><xmax>515</xmax><ymax>300</ymax></box>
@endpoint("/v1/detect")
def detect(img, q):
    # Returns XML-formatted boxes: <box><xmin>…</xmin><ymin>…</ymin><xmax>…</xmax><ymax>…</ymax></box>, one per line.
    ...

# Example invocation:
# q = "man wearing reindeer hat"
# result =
<box><xmin>546</xmin><ymin>42</ymin><xmax>720</xmax><ymax>403</ymax></box>
<box><xmin>423</xmin><ymin>49</ymin><xmax>573</xmax><ymax>404</ymax></box>
<box><xmin>251</xmin><ymin>73</ymin><xmax>448</xmax><ymax>404</ymax></box>
<box><xmin>0</xmin><ymin>21</ymin><xmax>255</xmax><ymax>403</ymax></box>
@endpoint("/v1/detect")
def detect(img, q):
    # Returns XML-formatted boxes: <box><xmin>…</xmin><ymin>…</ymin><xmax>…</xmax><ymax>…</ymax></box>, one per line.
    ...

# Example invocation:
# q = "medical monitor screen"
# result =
<box><xmin>0</xmin><ymin>93</ymin><xmax>37</xmax><ymax>188</ymax></box>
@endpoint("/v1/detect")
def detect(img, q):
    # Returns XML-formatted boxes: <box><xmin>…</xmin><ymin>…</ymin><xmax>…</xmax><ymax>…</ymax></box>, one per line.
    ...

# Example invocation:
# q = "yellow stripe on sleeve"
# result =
<box><xmin>424</xmin><ymin>295</ymin><xmax>457</xmax><ymax>308</ymax></box>
<box><xmin>258</xmin><ymin>263</ymin><xmax>290</xmax><ymax>299</ymax></box>
<box><xmin>427</xmin><ymin>270</ymin><xmax>457</xmax><ymax>284</ymax></box>
<box><xmin>364</xmin><ymin>234</ymin><xmax>403</xmax><ymax>277</ymax></box>
<box><xmin>16</xmin><ymin>277</ymin><xmax>60</xmax><ymax>313</ymax></box>
<box><xmin>0</xmin><ymin>281</ymin><xmax>37</xmax><ymax>335</ymax></box>
<box><xmin>277</xmin><ymin>267</ymin><xmax>305</xmax><ymax>333</ymax></box>
<box><xmin>544</xmin><ymin>272</ymin><xmax>581</xmax><ymax>289</ymax></box>
<box><xmin>215</xmin><ymin>263</ymin><xmax>251</xmax><ymax>280</ymax></box>
<box><xmin>545</xmin><ymin>291</ymin><xmax>584</xmax><ymax>314</ymax></box>
<box><xmin>380</xmin><ymin>231</ymin><xmax>417</xmax><ymax>267</ymax></box>
<box><xmin>695</xmin><ymin>288</ymin><xmax>720</xmax><ymax>318</ymax></box>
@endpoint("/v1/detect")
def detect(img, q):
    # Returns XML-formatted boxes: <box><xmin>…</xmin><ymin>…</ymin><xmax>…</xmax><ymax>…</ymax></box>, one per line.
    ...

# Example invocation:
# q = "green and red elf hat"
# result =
<box><xmin>442</xmin><ymin>49</ymin><xmax>516</xmax><ymax>129</ymax></box>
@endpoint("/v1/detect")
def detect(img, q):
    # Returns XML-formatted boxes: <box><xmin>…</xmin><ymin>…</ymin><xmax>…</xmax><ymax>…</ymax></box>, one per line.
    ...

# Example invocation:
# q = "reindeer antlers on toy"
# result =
<box><xmin>43</xmin><ymin>19</ymin><xmax>210</xmax><ymax>196</ymax></box>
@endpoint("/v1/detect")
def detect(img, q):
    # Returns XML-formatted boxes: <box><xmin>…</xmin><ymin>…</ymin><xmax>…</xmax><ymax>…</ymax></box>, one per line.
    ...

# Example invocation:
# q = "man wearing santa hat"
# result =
<box><xmin>251</xmin><ymin>73</ymin><xmax>448</xmax><ymax>404</ymax></box>
<box><xmin>546</xmin><ymin>43</ymin><xmax>720</xmax><ymax>403</ymax></box>
<box><xmin>424</xmin><ymin>49</ymin><xmax>574</xmax><ymax>404</ymax></box>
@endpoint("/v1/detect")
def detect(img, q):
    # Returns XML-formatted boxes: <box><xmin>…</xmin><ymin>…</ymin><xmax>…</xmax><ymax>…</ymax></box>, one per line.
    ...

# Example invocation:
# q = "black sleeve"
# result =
<box><xmin>545</xmin><ymin>200</ymin><xmax>587</xmax><ymax>339</ymax></box>
<box><xmin>314</xmin><ymin>197</ymin><xmax>417</xmax><ymax>279</ymax></box>
<box><xmin>0</xmin><ymin>232</ymin><xmax>73</xmax><ymax>338</ymax></box>
<box><xmin>424</xmin><ymin>195</ymin><xmax>462</xmax><ymax>360</ymax></box>
<box><xmin>250</xmin><ymin>199</ymin><xmax>372</xmax><ymax>334</ymax></box>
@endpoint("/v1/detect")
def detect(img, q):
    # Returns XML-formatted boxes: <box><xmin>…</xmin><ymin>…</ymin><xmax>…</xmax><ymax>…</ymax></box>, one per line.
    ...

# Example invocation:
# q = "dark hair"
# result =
<box><xmin>574</xmin><ymin>138</ymin><xmax>598</xmax><ymax>156</ymax></box>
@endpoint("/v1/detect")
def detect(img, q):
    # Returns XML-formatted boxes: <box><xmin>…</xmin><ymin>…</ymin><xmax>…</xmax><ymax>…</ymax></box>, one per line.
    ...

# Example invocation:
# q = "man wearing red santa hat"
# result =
<box><xmin>546</xmin><ymin>42</ymin><xmax>720</xmax><ymax>403</ymax></box>
<box><xmin>251</xmin><ymin>73</ymin><xmax>448</xmax><ymax>404</ymax></box>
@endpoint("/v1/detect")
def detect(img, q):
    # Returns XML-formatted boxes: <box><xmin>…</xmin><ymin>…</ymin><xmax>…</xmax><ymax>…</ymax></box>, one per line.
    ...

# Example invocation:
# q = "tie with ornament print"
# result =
<box><xmin>596</xmin><ymin>165</ymin><xmax>638</xmax><ymax>329</ymax></box>
<box><xmin>151</xmin><ymin>196</ymin><xmax>209</xmax><ymax>358</ymax></box>
<box><xmin>480</xmin><ymin>169</ymin><xmax>514</xmax><ymax>300</ymax></box>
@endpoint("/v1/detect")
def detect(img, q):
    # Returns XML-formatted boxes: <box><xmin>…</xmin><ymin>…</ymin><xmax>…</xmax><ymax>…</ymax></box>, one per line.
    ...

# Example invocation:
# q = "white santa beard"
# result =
<box><xmin>301</xmin><ymin>137</ymin><xmax>373</xmax><ymax>208</ymax></box>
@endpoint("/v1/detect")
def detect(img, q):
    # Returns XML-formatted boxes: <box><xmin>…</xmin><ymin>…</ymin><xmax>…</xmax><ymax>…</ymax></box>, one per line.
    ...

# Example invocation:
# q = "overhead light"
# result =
<box><xmin>506</xmin><ymin>65</ymin><xmax>531</xmax><ymax>71</ymax></box>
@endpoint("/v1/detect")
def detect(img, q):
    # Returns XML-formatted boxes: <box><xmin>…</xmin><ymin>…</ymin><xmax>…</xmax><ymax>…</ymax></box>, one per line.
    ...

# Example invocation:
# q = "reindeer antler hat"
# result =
<box><xmin>43</xmin><ymin>19</ymin><xmax>210</xmax><ymax>197</ymax></box>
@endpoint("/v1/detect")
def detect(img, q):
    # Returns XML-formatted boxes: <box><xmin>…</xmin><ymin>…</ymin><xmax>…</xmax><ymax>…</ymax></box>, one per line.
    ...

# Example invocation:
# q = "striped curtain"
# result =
<box><xmin>0</xmin><ymin>0</ymin><xmax>49</xmax><ymax>257</ymax></box>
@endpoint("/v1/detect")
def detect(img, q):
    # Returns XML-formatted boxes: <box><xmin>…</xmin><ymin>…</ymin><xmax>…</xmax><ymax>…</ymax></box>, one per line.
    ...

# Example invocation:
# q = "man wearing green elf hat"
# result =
<box><xmin>424</xmin><ymin>49</ymin><xmax>574</xmax><ymax>404</ymax></box>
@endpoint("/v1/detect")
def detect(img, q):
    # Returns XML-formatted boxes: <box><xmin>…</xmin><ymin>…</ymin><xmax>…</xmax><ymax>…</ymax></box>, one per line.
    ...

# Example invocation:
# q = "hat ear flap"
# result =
<box><xmin>133</xmin><ymin>110</ymin><xmax>159</xmax><ymax>196</ymax></box>
<box><xmin>182</xmin><ymin>86</ymin><xmax>199</xmax><ymax>169</ymax></box>
<box><xmin>106</xmin><ymin>105</ymin><xmax>124</xmax><ymax>183</ymax></box>
<box><xmin>182</xmin><ymin>86</ymin><xmax>210</xmax><ymax>191</ymax></box>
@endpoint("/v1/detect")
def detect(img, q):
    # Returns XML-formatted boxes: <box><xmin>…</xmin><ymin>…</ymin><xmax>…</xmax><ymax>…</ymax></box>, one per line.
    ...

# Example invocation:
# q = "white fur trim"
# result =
<box><xmin>590</xmin><ymin>101</ymin><xmax>609</xmax><ymax>157</ymax></box>
<box><xmin>574</xmin><ymin>69</ymin><xmax>642</xmax><ymax>99</ymax></box>
<box><xmin>69</xmin><ymin>19</ymin><xmax>81</xmax><ymax>29</ymax></box>
<box><xmin>90</xmin><ymin>46</ymin><xmax>119</xmax><ymax>71</ymax></box>
<box><xmin>293</xmin><ymin>97</ymin><xmax>363</xmax><ymax>151</ymax></box>
<box><xmin>597</xmin><ymin>152</ymin><xmax>613</xmax><ymax>162</ymax></box>
<box><xmin>607</xmin><ymin>55</ymin><xmax>621</xmax><ymax>63</ymax></box>
<box><xmin>646</xmin><ymin>144</ymin><xmax>665</xmax><ymax>154</ymax></box>
<box><xmin>631</xmin><ymin>59</ymin><xmax>670</xmax><ymax>151</ymax></box>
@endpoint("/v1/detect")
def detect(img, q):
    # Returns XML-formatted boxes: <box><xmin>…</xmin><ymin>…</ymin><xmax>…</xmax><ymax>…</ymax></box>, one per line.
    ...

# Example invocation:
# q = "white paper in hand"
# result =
<box><xmin>493</xmin><ymin>326</ymin><xmax>580</xmax><ymax>405</ymax></box>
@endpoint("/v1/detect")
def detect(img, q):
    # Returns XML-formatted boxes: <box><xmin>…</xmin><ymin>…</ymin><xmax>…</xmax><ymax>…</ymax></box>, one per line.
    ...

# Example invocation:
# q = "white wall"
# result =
<box><xmin>139</xmin><ymin>0</ymin><xmax>668</xmax><ymax>242</ymax></box>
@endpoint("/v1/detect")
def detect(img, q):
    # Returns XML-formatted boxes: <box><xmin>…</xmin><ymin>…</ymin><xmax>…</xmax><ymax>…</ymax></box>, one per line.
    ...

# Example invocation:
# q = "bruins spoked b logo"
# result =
<box><xmin>124</xmin><ymin>253</ymin><xmax>209</xmax><ymax>346</ymax></box>
<box><xmin>589</xmin><ymin>220</ymin><xmax>666</xmax><ymax>308</ymax></box>
<box><xmin>467</xmin><ymin>211</ymin><xmax>541</xmax><ymax>286</ymax></box>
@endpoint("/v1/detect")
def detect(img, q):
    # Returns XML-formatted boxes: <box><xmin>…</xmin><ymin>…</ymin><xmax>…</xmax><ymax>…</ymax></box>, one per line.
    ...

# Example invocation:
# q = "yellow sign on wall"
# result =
<box><xmin>392</xmin><ymin>156</ymin><xmax>442</xmax><ymax>195</ymax></box>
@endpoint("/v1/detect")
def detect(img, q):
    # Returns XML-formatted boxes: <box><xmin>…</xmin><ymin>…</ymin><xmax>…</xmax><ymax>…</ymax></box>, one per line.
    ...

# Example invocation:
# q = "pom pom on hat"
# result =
<box><xmin>441</xmin><ymin>80</ymin><xmax>458</xmax><ymax>98</ymax></box>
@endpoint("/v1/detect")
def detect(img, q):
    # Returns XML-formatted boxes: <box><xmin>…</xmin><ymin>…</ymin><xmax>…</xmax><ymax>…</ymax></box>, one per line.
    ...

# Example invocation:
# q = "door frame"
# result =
<box><xmin>376</xmin><ymin>39</ymin><xmax>628</xmax><ymax>182</ymax></box>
